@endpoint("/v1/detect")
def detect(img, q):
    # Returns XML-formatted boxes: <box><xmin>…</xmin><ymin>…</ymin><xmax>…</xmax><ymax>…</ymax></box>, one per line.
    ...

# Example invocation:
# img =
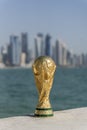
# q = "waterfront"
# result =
<box><xmin>0</xmin><ymin>68</ymin><xmax>87</xmax><ymax>118</ymax></box>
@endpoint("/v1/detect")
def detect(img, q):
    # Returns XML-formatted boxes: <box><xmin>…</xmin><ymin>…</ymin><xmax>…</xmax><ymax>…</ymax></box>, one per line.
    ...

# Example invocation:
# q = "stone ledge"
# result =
<box><xmin>0</xmin><ymin>107</ymin><xmax>87</xmax><ymax>130</ymax></box>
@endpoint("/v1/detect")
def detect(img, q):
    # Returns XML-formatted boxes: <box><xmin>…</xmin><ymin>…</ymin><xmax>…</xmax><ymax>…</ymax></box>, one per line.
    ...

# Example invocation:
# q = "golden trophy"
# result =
<box><xmin>32</xmin><ymin>56</ymin><xmax>56</xmax><ymax>117</ymax></box>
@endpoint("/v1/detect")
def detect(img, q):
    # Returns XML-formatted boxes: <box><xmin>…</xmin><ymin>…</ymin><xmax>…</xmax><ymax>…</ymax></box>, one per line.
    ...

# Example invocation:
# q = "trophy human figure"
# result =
<box><xmin>32</xmin><ymin>56</ymin><xmax>56</xmax><ymax>117</ymax></box>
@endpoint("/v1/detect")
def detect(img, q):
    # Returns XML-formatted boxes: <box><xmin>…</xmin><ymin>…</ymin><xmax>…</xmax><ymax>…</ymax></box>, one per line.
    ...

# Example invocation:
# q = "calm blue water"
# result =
<box><xmin>0</xmin><ymin>68</ymin><xmax>87</xmax><ymax>118</ymax></box>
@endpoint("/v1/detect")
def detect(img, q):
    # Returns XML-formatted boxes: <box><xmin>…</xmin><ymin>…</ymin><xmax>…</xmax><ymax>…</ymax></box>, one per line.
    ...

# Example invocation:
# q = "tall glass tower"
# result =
<box><xmin>10</xmin><ymin>35</ymin><xmax>21</xmax><ymax>66</ymax></box>
<box><xmin>34</xmin><ymin>33</ymin><xmax>44</xmax><ymax>59</ymax></box>
<box><xmin>21</xmin><ymin>32</ymin><xmax>28</xmax><ymax>54</ymax></box>
<box><xmin>45</xmin><ymin>34</ymin><xmax>51</xmax><ymax>56</ymax></box>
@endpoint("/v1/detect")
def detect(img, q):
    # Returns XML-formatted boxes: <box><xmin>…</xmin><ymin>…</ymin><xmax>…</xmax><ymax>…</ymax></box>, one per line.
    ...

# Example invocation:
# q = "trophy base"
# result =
<box><xmin>34</xmin><ymin>108</ymin><xmax>53</xmax><ymax>117</ymax></box>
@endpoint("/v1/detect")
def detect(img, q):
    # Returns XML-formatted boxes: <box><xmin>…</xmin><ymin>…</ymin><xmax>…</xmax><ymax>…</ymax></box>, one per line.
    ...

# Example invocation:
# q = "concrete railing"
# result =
<box><xmin>0</xmin><ymin>107</ymin><xmax>87</xmax><ymax>130</ymax></box>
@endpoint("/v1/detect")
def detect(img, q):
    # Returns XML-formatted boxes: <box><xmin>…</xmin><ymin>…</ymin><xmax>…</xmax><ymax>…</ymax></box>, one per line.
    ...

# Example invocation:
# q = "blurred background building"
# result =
<box><xmin>34</xmin><ymin>33</ymin><xmax>44</xmax><ymax>59</ymax></box>
<box><xmin>9</xmin><ymin>35</ymin><xmax>21</xmax><ymax>66</ymax></box>
<box><xmin>45</xmin><ymin>34</ymin><xmax>51</xmax><ymax>57</ymax></box>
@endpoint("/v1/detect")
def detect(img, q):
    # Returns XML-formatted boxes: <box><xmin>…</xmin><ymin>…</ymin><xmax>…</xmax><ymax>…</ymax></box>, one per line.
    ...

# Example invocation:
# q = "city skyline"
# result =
<box><xmin>0</xmin><ymin>32</ymin><xmax>87</xmax><ymax>68</ymax></box>
<box><xmin>0</xmin><ymin>0</ymin><xmax>87</xmax><ymax>54</ymax></box>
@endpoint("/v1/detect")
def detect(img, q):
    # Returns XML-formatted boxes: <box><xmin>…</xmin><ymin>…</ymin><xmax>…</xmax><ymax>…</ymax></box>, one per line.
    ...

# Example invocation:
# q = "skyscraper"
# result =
<box><xmin>10</xmin><ymin>35</ymin><xmax>21</xmax><ymax>66</ymax></box>
<box><xmin>52</xmin><ymin>45</ymin><xmax>56</xmax><ymax>63</ymax></box>
<box><xmin>66</xmin><ymin>50</ymin><xmax>71</xmax><ymax>65</ymax></box>
<box><xmin>37</xmin><ymin>33</ymin><xmax>44</xmax><ymax>56</ymax></box>
<box><xmin>81</xmin><ymin>53</ymin><xmax>85</xmax><ymax>66</ymax></box>
<box><xmin>73</xmin><ymin>54</ymin><xmax>78</xmax><ymax>66</ymax></box>
<box><xmin>7</xmin><ymin>43</ymin><xmax>12</xmax><ymax>65</ymax></box>
<box><xmin>45</xmin><ymin>34</ymin><xmax>51</xmax><ymax>56</ymax></box>
<box><xmin>34</xmin><ymin>37</ymin><xmax>38</xmax><ymax>58</ymax></box>
<box><xmin>61</xmin><ymin>43</ymin><xmax>67</xmax><ymax>66</ymax></box>
<box><xmin>21</xmin><ymin>32</ymin><xmax>28</xmax><ymax>54</ymax></box>
<box><xmin>0</xmin><ymin>46</ymin><xmax>6</xmax><ymax>64</ymax></box>
<box><xmin>34</xmin><ymin>33</ymin><xmax>44</xmax><ymax>59</ymax></box>
<box><xmin>55</xmin><ymin>40</ymin><xmax>62</xmax><ymax>66</ymax></box>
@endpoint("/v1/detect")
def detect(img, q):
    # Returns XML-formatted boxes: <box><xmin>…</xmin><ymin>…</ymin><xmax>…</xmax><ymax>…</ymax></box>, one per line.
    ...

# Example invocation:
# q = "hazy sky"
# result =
<box><xmin>0</xmin><ymin>0</ymin><xmax>87</xmax><ymax>54</ymax></box>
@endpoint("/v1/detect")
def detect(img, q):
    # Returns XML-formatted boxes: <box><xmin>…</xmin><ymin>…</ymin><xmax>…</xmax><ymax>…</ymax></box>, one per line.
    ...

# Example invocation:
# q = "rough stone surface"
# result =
<box><xmin>0</xmin><ymin>107</ymin><xmax>87</xmax><ymax>130</ymax></box>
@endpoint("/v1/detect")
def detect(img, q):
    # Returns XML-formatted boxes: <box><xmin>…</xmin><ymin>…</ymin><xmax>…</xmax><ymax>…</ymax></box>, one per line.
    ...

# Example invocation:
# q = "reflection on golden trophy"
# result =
<box><xmin>32</xmin><ymin>56</ymin><xmax>56</xmax><ymax>117</ymax></box>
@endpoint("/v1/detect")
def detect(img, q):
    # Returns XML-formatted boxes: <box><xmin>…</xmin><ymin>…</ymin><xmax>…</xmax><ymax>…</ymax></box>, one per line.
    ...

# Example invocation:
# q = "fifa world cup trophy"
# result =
<box><xmin>32</xmin><ymin>56</ymin><xmax>56</xmax><ymax>117</ymax></box>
